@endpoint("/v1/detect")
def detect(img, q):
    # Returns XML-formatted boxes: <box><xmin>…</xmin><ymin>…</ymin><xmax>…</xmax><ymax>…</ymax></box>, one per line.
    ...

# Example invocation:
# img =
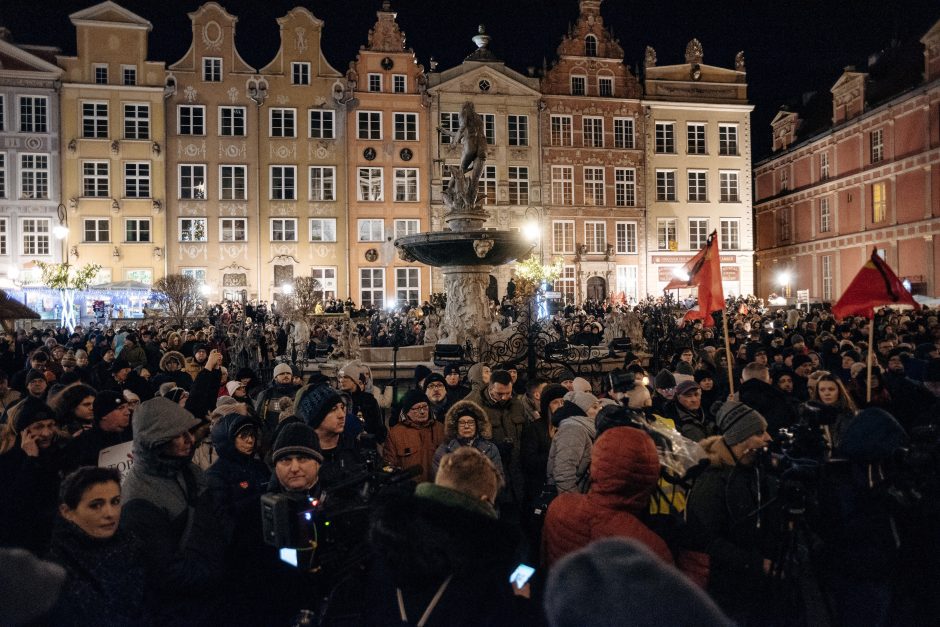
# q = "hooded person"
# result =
<box><xmin>383</xmin><ymin>388</ymin><xmax>445</xmax><ymax>483</ymax></box>
<box><xmin>443</xmin><ymin>363</ymin><xmax>470</xmax><ymax>402</ymax></box>
<box><xmin>205</xmin><ymin>412</ymin><xmax>268</xmax><ymax>519</ymax></box>
<box><xmin>432</xmin><ymin>400</ymin><xmax>504</xmax><ymax>479</ymax></box>
<box><xmin>152</xmin><ymin>350</ymin><xmax>193</xmax><ymax>391</ymax></box>
<box><xmin>337</xmin><ymin>361</ymin><xmax>386</xmax><ymax>443</ymax></box>
<box><xmin>465</xmin><ymin>362</ymin><xmax>491</xmax><ymax>394</ymax></box>
<box><xmin>295</xmin><ymin>383</ymin><xmax>364</xmax><ymax>488</ymax></box>
<box><xmin>254</xmin><ymin>362</ymin><xmax>301</xmax><ymax>448</ymax></box>
<box><xmin>545</xmin><ymin>391</ymin><xmax>605</xmax><ymax>494</ymax></box>
<box><xmin>118</xmin><ymin>397</ymin><xmax>226</xmax><ymax>625</ymax></box>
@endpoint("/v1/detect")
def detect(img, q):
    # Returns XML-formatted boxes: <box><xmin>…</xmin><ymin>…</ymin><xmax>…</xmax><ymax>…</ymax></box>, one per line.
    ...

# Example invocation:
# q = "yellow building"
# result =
<box><xmin>57</xmin><ymin>1</ymin><xmax>167</xmax><ymax>288</ymax></box>
<box><xmin>345</xmin><ymin>3</ymin><xmax>431</xmax><ymax>308</ymax></box>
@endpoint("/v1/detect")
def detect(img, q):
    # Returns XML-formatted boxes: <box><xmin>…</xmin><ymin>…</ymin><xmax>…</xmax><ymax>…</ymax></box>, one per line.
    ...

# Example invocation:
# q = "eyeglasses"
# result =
<box><xmin>426</xmin><ymin>382</ymin><xmax>445</xmax><ymax>390</ymax></box>
<box><xmin>409</xmin><ymin>404</ymin><xmax>429</xmax><ymax>413</ymax></box>
<box><xmin>457</xmin><ymin>419</ymin><xmax>476</xmax><ymax>427</ymax></box>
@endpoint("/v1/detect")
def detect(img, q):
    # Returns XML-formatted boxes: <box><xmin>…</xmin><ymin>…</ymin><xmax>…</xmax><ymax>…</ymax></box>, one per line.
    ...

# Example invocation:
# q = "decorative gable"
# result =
<box><xmin>69</xmin><ymin>1</ymin><xmax>152</xmax><ymax>30</ymax></box>
<box><xmin>830</xmin><ymin>68</ymin><xmax>867</xmax><ymax>125</ymax></box>
<box><xmin>920</xmin><ymin>18</ymin><xmax>940</xmax><ymax>82</ymax></box>
<box><xmin>771</xmin><ymin>109</ymin><xmax>800</xmax><ymax>152</ymax></box>
<box><xmin>169</xmin><ymin>2</ymin><xmax>255</xmax><ymax>75</ymax></box>
<box><xmin>364</xmin><ymin>1</ymin><xmax>408</xmax><ymax>53</ymax></box>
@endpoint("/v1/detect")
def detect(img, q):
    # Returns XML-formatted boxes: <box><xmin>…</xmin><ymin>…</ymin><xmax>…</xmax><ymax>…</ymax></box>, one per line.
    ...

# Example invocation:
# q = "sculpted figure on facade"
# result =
<box><xmin>644</xmin><ymin>46</ymin><xmax>657</xmax><ymax>68</ymax></box>
<box><xmin>437</xmin><ymin>101</ymin><xmax>488</xmax><ymax>211</ymax></box>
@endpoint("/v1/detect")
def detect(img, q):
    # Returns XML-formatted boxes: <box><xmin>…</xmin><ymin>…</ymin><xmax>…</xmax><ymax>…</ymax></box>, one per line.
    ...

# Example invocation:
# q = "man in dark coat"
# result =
<box><xmin>67</xmin><ymin>390</ymin><xmax>132</xmax><ymax>468</ymax></box>
<box><xmin>662</xmin><ymin>379</ymin><xmax>713</xmax><ymax>442</ymax></box>
<box><xmin>737</xmin><ymin>362</ymin><xmax>799</xmax><ymax>438</ymax></box>
<box><xmin>338</xmin><ymin>361</ymin><xmax>386</xmax><ymax>443</ymax></box>
<box><xmin>254</xmin><ymin>362</ymin><xmax>300</xmax><ymax>446</ymax></box>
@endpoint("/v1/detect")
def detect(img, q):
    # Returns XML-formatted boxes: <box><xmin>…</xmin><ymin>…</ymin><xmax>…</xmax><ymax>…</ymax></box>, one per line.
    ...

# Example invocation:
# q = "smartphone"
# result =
<box><xmin>509</xmin><ymin>563</ymin><xmax>536</xmax><ymax>589</ymax></box>
<box><xmin>279</xmin><ymin>548</ymin><xmax>298</xmax><ymax>567</ymax></box>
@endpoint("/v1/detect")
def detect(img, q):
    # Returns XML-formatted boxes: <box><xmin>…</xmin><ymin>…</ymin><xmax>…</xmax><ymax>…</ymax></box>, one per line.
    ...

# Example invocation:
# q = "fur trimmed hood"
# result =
<box><xmin>159</xmin><ymin>350</ymin><xmax>185</xmax><ymax>371</ymax></box>
<box><xmin>699</xmin><ymin>435</ymin><xmax>736</xmax><ymax>467</ymax></box>
<box><xmin>444</xmin><ymin>400</ymin><xmax>493</xmax><ymax>439</ymax></box>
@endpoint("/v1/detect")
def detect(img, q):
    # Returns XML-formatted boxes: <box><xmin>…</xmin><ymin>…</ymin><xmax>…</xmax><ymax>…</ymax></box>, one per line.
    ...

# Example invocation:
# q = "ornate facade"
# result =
<box><xmin>754</xmin><ymin>18</ymin><xmax>940</xmax><ymax>300</ymax></box>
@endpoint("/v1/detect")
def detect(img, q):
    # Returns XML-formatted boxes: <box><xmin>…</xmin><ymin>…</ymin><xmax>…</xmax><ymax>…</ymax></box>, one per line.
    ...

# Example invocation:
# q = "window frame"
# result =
<box><xmin>689</xmin><ymin>217</ymin><xmax>709</xmax><ymax>250</ymax></box>
<box><xmin>357</xmin><ymin>218</ymin><xmax>384</xmax><ymax>242</ymax></box>
<box><xmin>178</xmin><ymin>105</ymin><xmax>206</xmax><ymax>136</ymax></box>
<box><xmin>270</xmin><ymin>165</ymin><xmax>297</xmax><ymax>201</ymax></box>
<box><xmin>508</xmin><ymin>166</ymin><xmax>529</xmax><ymax>205</ymax></box>
<box><xmin>311</xmin><ymin>267</ymin><xmax>338</xmax><ymax>299</ymax></box>
<box><xmin>393</xmin><ymin>168</ymin><xmax>419</xmax><ymax>202</ymax></box>
<box><xmin>655</xmin><ymin>122</ymin><xmax>676</xmax><ymax>154</ymax></box>
<box><xmin>719</xmin><ymin>218</ymin><xmax>739</xmax><ymax>251</ymax></box>
<box><xmin>871</xmin><ymin>128</ymin><xmax>884</xmax><ymax>164</ymax></box>
<box><xmin>392</xmin><ymin>74</ymin><xmax>407</xmax><ymax>93</ymax></box>
<box><xmin>598</xmin><ymin>76</ymin><xmax>613</xmax><ymax>97</ymax></box>
<box><xmin>551</xmin><ymin>166</ymin><xmax>574</xmax><ymax>205</ymax></box>
<box><xmin>179</xmin><ymin>217</ymin><xmax>208</xmax><ymax>242</ymax></box>
<box><xmin>21</xmin><ymin>217</ymin><xmax>51</xmax><ymax>256</ymax></box>
<box><xmin>584</xmin><ymin>221</ymin><xmax>607</xmax><ymax>254</ymax></box>
<box><xmin>123</xmin><ymin>103</ymin><xmax>150</xmax><ymax>140</ymax></box>
<box><xmin>219</xmin><ymin>164</ymin><xmax>247</xmax><ymax>201</ymax></box>
<box><xmin>508</xmin><ymin>114</ymin><xmax>529</xmax><ymax>146</ymax></box>
<box><xmin>125</xmin><ymin>217</ymin><xmax>151</xmax><ymax>243</ymax></box>
<box><xmin>393</xmin><ymin>112</ymin><xmax>418</xmax><ymax>141</ymax></box>
<box><xmin>0</xmin><ymin>217</ymin><xmax>7</xmax><ymax>255</ymax></box>
<box><xmin>657</xmin><ymin>218</ymin><xmax>677</xmax><ymax>251</ymax></box>
<box><xmin>82</xmin><ymin>217</ymin><xmax>110</xmax><ymax>243</ymax></box>
<box><xmin>583</xmin><ymin>116</ymin><xmax>604</xmax><ymax>148</ymax></box>
<box><xmin>819</xmin><ymin>197</ymin><xmax>831</xmax><ymax>233</ymax></box>
<box><xmin>308</xmin><ymin>109</ymin><xmax>335</xmax><ymax>139</ymax></box>
<box><xmin>271</xmin><ymin>218</ymin><xmax>298</xmax><ymax>242</ymax></box>
<box><xmin>309</xmin><ymin>166</ymin><xmax>336</xmax><ymax>201</ymax></box>
<box><xmin>872</xmin><ymin>181</ymin><xmax>887</xmax><ymax>223</ymax></box>
<box><xmin>178</xmin><ymin>164</ymin><xmax>207</xmax><ymax>200</ymax></box>
<box><xmin>81</xmin><ymin>101</ymin><xmax>109</xmax><ymax>139</ymax></box>
<box><xmin>570</xmin><ymin>75</ymin><xmax>586</xmax><ymax>96</ymax></box>
<box><xmin>219</xmin><ymin>217</ymin><xmax>248</xmax><ymax>242</ymax></box>
<box><xmin>583</xmin><ymin>166</ymin><xmax>605</xmax><ymax>206</ymax></box>
<box><xmin>309</xmin><ymin>218</ymin><xmax>337</xmax><ymax>242</ymax></box>
<box><xmin>269</xmin><ymin>108</ymin><xmax>297</xmax><ymax>138</ymax></box>
<box><xmin>719</xmin><ymin>170</ymin><xmax>739</xmax><ymax>202</ymax></box>
<box><xmin>123</xmin><ymin>161</ymin><xmax>151</xmax><ymax>199</ymax></box>
<box><xmin>395</xmin><ymin>267</ymin><xmax>421</xmax><ymax>306</ymax></box>
<box><xmin>687</xmin><ymin>169</ymin><xmax>708</xmax><ymax>202</ymax></box>
<box><xmin>202</xmin><ymin>57</ymin><xmax>223</xmax><ymax>82</ymax></box>
<box><xmin>552</xmin><ymin>220</ymin><xmax>575</xmax><ymax>255</ymax></box>
<box><xmin>687</xmin><ymin>122</ymin><xmax>707</xmax><ymax>155</ymax></box>
<box><xmin>357</xmin><ymin>167</ymin><xmax>384</xmax><ymax>202</ymax></box>
<box><xmin>613</xmin><ymin>117</ymin><xmax>634</xmax><ymax>149</ymax></box>
<box><xmin>367</xmin><ymin>73</ymin><xmax>382</xmax><ymax>92</ymax></box>
<box><xmin>393</xmin><ymin>219</ymin><xmax>420</xmax><ymax>239</ymax></box>
<box><xmin>550</xmin><ymin>115</ymin><xmax>573</xmax><ymax>147</ymax></box>
<box><xmin>615</xmin><ymin>221</ymin><xmax>637</xmax><ymax>255</ymax></box>
<box><xmin>655</xmin><ymin>169</ymin><xmax>677</xmax><ymax>202</ymax></box>
<box><xmin>718</xmin><ymin>124</ymin><xmax>738</xmax><ymax>156</ymax></box>
<box><xmin>19</xmin><ymin>153</ymin><xmax>49</xmax><ymax>200</ymax></box>
<box><xmin>81</xmin><ymin>160</ymin><xmax>110</xmax><ymax>198</ymax></box>
<box><xmin>360</xmin><ymin>268</ymin><xmax>385</xmax><ymax>309</ymax></box>
<box><xmin>614</xmin><ymin>167</ymin><xmax>635</xmax><ymax>207</ymax></box>
<box><xmin>219</xmin><ymin>106</ymin><xmax>246</xmax><ymax>137</ymax></box>
<box><xmin>18</xmin><ymin>95</ymin><xmax>48</xmax><ymax>133</ymax></box>
<box><xmin>291</xmin><ymin>62</ymin><xmax>311</xmax><ymax>86</ymax></box>
<box><xmin>357</xmin><ymin>111</ymin><xmax>382</xmax><ymax>140</ymax></box>
<box><xmin>121</xmin><ymin>65</ymin><xmax>137</xmax><ymax>86</ymax></box>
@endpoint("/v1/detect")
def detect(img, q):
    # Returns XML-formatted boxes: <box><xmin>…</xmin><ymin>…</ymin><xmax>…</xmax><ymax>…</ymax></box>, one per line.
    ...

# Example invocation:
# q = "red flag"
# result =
<box><xmin>832</xmin><ymin>249</ymin><xmax>920</xmax><ymax>320</ymax></box>
<box><xmin>664</xmin><ymin>231</ymin><xmax>725</xmax><ymax>327</ymax></box>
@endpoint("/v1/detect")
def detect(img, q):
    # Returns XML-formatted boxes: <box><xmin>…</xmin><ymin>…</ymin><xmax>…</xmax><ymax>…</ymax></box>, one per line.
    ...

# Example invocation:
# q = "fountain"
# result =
<box><xmin>395</xmin><ymin>101</ymin><xmax>534</xmax><ymax>346</ymax></box>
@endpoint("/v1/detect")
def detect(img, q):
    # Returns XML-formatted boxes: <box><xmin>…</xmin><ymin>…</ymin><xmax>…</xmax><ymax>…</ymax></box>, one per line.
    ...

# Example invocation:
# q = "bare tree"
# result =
<box><xmin>153</xmin><ymin>274</ymin><xmax>201</xmax><ymax>327</ymax></box>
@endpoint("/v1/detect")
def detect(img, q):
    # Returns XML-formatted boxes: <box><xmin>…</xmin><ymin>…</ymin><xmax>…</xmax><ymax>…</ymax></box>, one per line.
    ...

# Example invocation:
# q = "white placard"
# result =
<box><xmin>98</xmin><ymin>441</ymin><xmax>134</xmax><ymax>481</ymax></box>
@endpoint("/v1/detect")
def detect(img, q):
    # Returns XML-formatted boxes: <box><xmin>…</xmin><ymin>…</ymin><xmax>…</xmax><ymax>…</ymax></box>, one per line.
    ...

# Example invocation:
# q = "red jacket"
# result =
<box><xmin>542</xmin><ymin>426</ymin><xmax>673</xmax><ymax>568</ymax></box>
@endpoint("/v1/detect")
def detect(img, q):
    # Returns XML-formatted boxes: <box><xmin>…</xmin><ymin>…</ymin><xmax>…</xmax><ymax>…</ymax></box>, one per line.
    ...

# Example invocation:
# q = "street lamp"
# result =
<box><xmin>777</xmin><ymin>271</ymin><xmax>792</xmax><ymax>299</ymax></box>
<box><xmin>281</xmin><ymin>283</ymin><xmax>294</xmax><ymax>296</ymax></box>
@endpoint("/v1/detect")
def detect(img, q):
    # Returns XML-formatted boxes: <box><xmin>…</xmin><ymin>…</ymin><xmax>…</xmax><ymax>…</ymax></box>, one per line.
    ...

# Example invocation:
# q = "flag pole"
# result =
<box><xmin>723</xmin><ymin>305</ymin><xmax>735</xmax><ymax>396</ymax></box>
<box><xmin>866</xmin><ymin>314</ymin><xmax>874</xmax><ymax>403</ymax></box>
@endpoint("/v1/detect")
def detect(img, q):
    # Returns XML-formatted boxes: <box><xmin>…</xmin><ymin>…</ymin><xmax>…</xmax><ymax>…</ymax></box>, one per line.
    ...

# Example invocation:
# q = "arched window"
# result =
<box><xmin>585</xmin><ymin>35</ymin><xmax>598</xmax><ymax>57</ymax></box>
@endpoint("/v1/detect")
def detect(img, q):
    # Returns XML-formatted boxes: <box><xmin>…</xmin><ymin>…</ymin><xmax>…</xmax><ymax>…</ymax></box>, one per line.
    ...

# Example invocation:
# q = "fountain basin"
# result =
<box><xmin>395</xmin><ymin>230</ymin><xmax>534</xmax><ymax>267</ymax></box>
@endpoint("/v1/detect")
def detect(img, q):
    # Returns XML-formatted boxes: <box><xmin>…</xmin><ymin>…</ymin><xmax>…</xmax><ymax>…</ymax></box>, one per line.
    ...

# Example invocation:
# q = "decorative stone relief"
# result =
<box><xmin>220</xmin><ymin>243</ymin><xmax>248</xmax><ymax>259</ymax></box>
<box><xmin>183</xmin><ymin>86</ymin><xmax>198</xmax><ymax>103</ymax></box>
<box><xmin>735</xmin><ymin>51</ymin><xmax>746</xmax><ymax>72</ymax></box>
<box><xmin>270</xmin><ymin>144</ymin><xmax>297</xmax><ymax>159</ymax></box>
<box><xmin>276</xmin><ymin>95</ymin><xmax>289</xmax><ymax>105</ymax></box>
<box><xmin>219</xmin><ymin>143</ymin><xmax>247</xmax><ymax>159</ymax></box>
<box><xmin>179</xmin><ymin>142</ymin><xmax>207</xmax><ymax>159</ymax></box>
<box><xmin>271</xmin><ymin>244</ymin><xmax>297</xmax><ymax>257</ymax></box>
<box><xmin>203</xmin><ymin>21</ymin><xmax>223</xmax><ymax>50</ymax></box>
<box><xmin>365</xmin><ymin>4</ymin><xmax>408</xmax><ymax>52</ymax></box>
<box><xmin>685</xmin><ymin>39</ymin><xmax>704</xmax><ymax>64</ymax></box>
<box><xmin>223</xmin><ymin>273</ymin><xmax>247</xmax><ymax>287</ymax></box>
<box><xmin>179</xmin><ymin>244</ymin><xmax>207</xmax><ymax>260</ymax></box>
<box><xmin>644</xmin><ymin>46</ymin><xmax>656</xmax><ymax>68</ymax></box>
<box><xmin>24</xmin><ymin>137</ymin><xmax>42</xmax><ymax>151</ymax></box>
<box><xmin>227</xmin><ymin>87</ymin><xmax>239</xmax><ymax>103</ymax></box>
<box><xmin>295</xmin><ymin>27</ymin><xmax>308</xmax><ymax>52</ymax></box>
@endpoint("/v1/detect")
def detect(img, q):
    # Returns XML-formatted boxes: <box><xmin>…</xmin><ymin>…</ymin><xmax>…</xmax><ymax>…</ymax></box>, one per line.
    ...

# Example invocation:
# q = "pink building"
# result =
<box><xmin>754</xmin><ymin>19</ymin><xmax>940</xmax><ymax>301</ymax></box>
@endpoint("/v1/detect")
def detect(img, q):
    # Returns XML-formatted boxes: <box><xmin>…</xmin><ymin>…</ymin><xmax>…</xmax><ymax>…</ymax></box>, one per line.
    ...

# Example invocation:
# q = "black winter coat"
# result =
<box><xmin>520</xmin><ymin>417</ymin><xmax>551</xmax><ymax>504</ymax></box>
<box><xmin>737</xmin><ymin>377</ymin><xmax>799</xmax><ymax>437</ymax></box>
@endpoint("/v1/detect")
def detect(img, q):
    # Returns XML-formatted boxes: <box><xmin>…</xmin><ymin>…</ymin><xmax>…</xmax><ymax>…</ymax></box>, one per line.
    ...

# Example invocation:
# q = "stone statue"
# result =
<box><xmin>644</xmin><ymin>46</ymin><xmax>657</xmax><ymax>68</ymax></box>
<box><xmin>423</xmin><ymin>311</ymin><xmax>440</xmax><ymax>345</ymax></box>
<box><xmin>437</xmin><ymin>101</ymin><xmax>488</xmax><ymax>214</ymax></box>
<box><xmin>735</xmin><ymin>51</ymin><xmax>746</xmax><ymax>72</ymax></box>
<box><xmin>347</xmin><ymin>322</ymin><xmax>361</xmax><ymax>360</ymax></box>
<box><xmin>685</xmin><ymin>38</ymin><xmax>704</xmax><ymax>65</ymax></box>
<box><xmin>345</xmin><ymin>62</ymin><xmax>358</xmax><ymax>94</ymax></box>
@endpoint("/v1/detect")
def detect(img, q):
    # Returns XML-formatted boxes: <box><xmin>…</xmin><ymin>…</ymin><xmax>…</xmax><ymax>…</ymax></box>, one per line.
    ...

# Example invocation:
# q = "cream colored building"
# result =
<box><xmin>642</xmin><ymin>39</ymin><xmax>754</xmax><ymax>297</ymax></box>
<box><xmin>57</xmin><ymin>1</ymin><xmax>167</xmax><ymax>288</ymax></box>
<box><xmin>427</xmin><ymin>27</ymin><xmax>543</xmax><ymax>299</ymax></box>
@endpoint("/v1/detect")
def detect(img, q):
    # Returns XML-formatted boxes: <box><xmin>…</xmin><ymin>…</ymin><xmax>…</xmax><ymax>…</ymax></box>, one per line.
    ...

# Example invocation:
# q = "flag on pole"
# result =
<box><xmin>832</xmin><ymin>249</ymin><xmax>920</xmax><ymax>320</ymax></box>
<box><xmin>665</xmin><ymin>230</ymin><xmax>725</xmax><ymax>327</ymax></box>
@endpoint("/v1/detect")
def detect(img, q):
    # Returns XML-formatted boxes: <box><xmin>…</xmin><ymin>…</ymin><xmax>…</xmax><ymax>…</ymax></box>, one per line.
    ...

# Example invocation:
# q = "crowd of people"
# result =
<box><xmin>0</xmin><ymin>298</ymin><xmax>938</xmax><ymax>626</ymax></box>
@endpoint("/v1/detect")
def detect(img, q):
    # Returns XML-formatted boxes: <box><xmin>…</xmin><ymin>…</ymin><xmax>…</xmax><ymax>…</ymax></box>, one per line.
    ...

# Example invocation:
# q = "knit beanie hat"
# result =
<box><xmin>25</xmin><ymin>369</ymin><xmax>46</xmax><ymax>384</ymax></box>
<box><xmin>564</xmin><ymin>390</ymin><xmax>598</xmax><ymax>414</ymax></box>
<box><xmin>558</xmin><ymin>367</ymin><xmax>576</xmax><ymax>384</ymax></box>
<box><xmin>571</xmin><ymin>377</ymin><xmax>592</xmax><ymax>394</ymax></box>
<box><xmin>93</xmin><ymin>390</ymin><xmax>128</xmax><ymax>422</ymax></box>
<box><xmin>399</xmin><ymin>388</ymin><xmax>429</xmax><ymax>414</ymax></box>
<box><xmin>413</xmin><ymin>365</ymin><xmax>432</xmax><ymax>384</ymax></box>
<box><xmin>675</xmin><ymin>362</ymin><xmax>695</xmax><ymax>376</ymax></box>
<box><xmin>422</xmin><ymin>373</ymin><xmax>447</xmax><ymax>390</ymax></box>
<box><xmin>540</xmin><ymin>383</ymin><xmax>568</xmax><ymax>421</ymax></box>
<box><xmin>340</xmin><ymin>361</ymin><xmax>366</xmax><ymax>387</ymax></box>
<box><xmin>215</xmin><ymin>395</ymin><xmax>239</xmax><ymax>410</ymax></box>
<box><xmin>544</xmin><ymin>538</ymin><xmax>733</xmax><ymax>627</ymax></box>
<box><xmin>272</xmin><ymin>422</ymin><xmax>324</xmax><ymax>464</ymax></box>
<box><xmin>693</xmin><ymin>368</ymin><xmax>714</xmax><ymax>383</ymax></box>
<box><xmin>443</xmin><ymin>364</ymin><xmax>462</xmax><ymax>377</ymax></box>
<box><xmin>14</xmin><ymin>397</ymin><xmax>57</xmax><ymax>432</ymax></box>
<box><xmin>273</xmin><ymin>363</ymin><xmax>293</xmax><ymax>379</ymax></box>
<box><xmin>226</xmin><ymin>381</ymin><xmax>244</xmax><ymax>396</ymax></box>
<box><xmin>715</xmin><ymin>400</ymin><xmax>768</xmax><ymax>446</ymax></box>
<box><xmin>791</xmin><ymin>354</ymin><xmax>813</xmax><ymax>370</ymax></box>
<box><xmin>294</xmin><ymin>383</ymin><xmax>343</xmax><ymax>429</ymax></box>
<box><xmin>654</xmin><ymin>369</ymin><xmax>676</xmax><ymax>390</ymax></box>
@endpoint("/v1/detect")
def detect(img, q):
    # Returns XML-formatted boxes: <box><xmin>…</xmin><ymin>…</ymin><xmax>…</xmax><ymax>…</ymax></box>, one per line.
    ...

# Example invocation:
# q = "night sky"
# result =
<box><xmin>2</xmin><ymin>0</ymin><xmax>939</xmax><ymax>158</ymax></box>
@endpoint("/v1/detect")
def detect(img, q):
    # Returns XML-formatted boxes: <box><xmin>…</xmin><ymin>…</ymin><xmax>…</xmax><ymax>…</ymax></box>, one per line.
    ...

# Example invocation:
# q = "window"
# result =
<box><xmin>357</xmin><ymin>168</ymin><xmax>383</xmax><ymax>201</ymax></box>
<box><xmin>870</xmin><ymin>129</ymin><xmax>884</xmax><ymax>164</ymax></box>
<box><xmin>181</xmin><ymin>268</ymin><xmax>207</xmax><ymax>283</ymax></box>
<box><xmin>271</xmin><ymin>166</ymin><xmax>296</xmax><ymax>200</ymax></box>
<box><xmin>394</xmin><ymin>219</ymin><xmax>420</xmax><ymax>239</ymax></box>
<box><xmin>571</xmin><ymin>75</ymin><xmax>586</xmax><ymax>96</ymax></box>
<box><xmin>719</xmin><ymin>170</ymin><xmax>739</xmax><ymax>202</ymax></box>
<box><xmin>0</xmin><ymin>218</ymin><xmax>7</xmax><ymax>255</ymax></box>
<box><xmin>125</xmin><ymin>218</ymin><xmax>150</xmax><ymax>243</ymax></box>
<box><xmin>655</xmin><ymin>169</ymin><xmax>676</xmax><ymax>201</ymax></box>
<box><xmin>22</xmin><ymin>218</ymin><xmax>50</xmax><ymax>255</ymax></box>
<box><xmin>368</xmin><ymin>74</ymin><xmax>382</xmax><ymax>92</ymax></box>
<box><xmin>393</xmin><ymin>74</ymin><xmax>406</xmax><ymax>93</ymax></box>
<box><xmin>585</xmin><ymin>221</ymin><xmax>606</xmax><ymax>254</ymax></box>
<box><xmin>202</xmin><ymin>57</ymin><xmax>222</xmax><ymax>82</ymax></box>
<box><xmin>508</xmin><ymin>166</ymin><xmax>528</xmax><ymax>205</ymax></box>
<box><xmin>614</xmin><ymin>168</ymin><xmax>635</xmax><ymax>207</ymax></box>
<box><xmin>271</xmin><ymin>218</ymin><xmax>297</xmax><ymax>242</ymax></box>
<box><xmin>219</xmin><ymin>165</ymin><xmax>247</xmax><ymax>200</ymax></box>
<box><xmin>393</xmin><ymin>112</ymin><xmax>418</xmax><ymax>141</ymax></box>
<box><xmin>720</xmin><ymin>219</ymin><xmax>739</xmax><ymax>250</ymax></box>
<box><xmin>689</xmin><ymin>218</ymin><xmax>708</xmax><ymax>250</ymax></box>
<box><xmin>178</xmin><ymin>105</ymin><xmax>205</xmax><ymax>135</ymax></box>
<box><xmin>655</xmin><ymin>122</ymin><xmax>675</xmax><ymax>153</ymax></box>
<box><xmin>125</xmin><ymin>269</ymin><xmax>152</xmax><ymax>285</ymax></box>
<box><xmin>394</xmin><ymin>168</ymin><xmax>419</xmax><ymax>202</ymax></box>
<box><xmin>20</xmin><ymin>154</ymin><xmax>49</xmax><ymax>199</ymax></box>
<box><xmin>396</xmin><ymin>268</ymin><xmax>420</xmax><ymax>306</ymax></box>
<box><xmin>508</xmin><ymin>115</ymin><xmax>528</xmax><ymax>146</ymax></box>
<box><xmin>179</xmin><ymin>218</ymin><xmax>207</xmax><ymax>242</ymax></box>
<box><xmin>819</xmin><ymin>197</ymin><xmax>831</xmax><ymax>233</ymax></box>
<box><xmin>220</xmin><ymin>218</ymin><xmax>247</xmax><ymax>242</ymax></box>
<box><xmin>358</xmin><ymin>219</ymin><xmax>384</xmax><ymax>242</ymax></box>
<box><xmin>552</xmin><ymin>166</ymin><xmax>574</xmax><ymax>204</ymax></box>
<box><xmin>309</xmin><ymin>218</ymin><xmax>337</xmax><ymax>242</ymax></box>
<box><xmin>687</xmin><ymin>123</ymin><xmax>706</xmax><ymax>155</ymax></box>
<box><xmin>270</xmin><ymin>108</ymin><xmax>296</xmax><ymax>138</ymax></box>
<box><xmin>819</xmin><ymin>152</ymin><xmax>830</xmax><ymax>180</ymax></box>
<box><xmin>550</xmin><ymin>115</ymin><xmax>573</xmax><ymax>146</ymax></box>
<box><xmin>585</xmin><ymin>35</ymin><xmax>598</xmax><ymax>57</ymax></box>
<box><xmin>309</xmin><ymin>166</ymin><xmax>336</xmax><ymax>201</ymax></box>
<box><xmin>308</xmin><ymin>109</ymin><xmax>334</xmax><ymax>139</ymax></box>
<box><xmin>718</xmin><ymin>124</ymin><xmax>738</xmax><ymax>155</ymax></box>
<box><xmin>94</xmin><ymin>64</ymin><xmax>108</xmax><ymax>84</ymax></box>
<box><xmin>657</xmin><ymin>219</ymin><xmax>677</xmax><ymax>250</ymax></box>
<box><xmin>688</xmin><ymin>170</ymin><xmax>707</xmax><ymax>202</ymax></box>
<box><xmin>179</xmin><ymin>164</ymin><xmax>207</xmax><ymax>199</ymax></box>
<box><xmin>554</xmin><ymin>266</ymin><xmax>576</xmax><ymax>304</ymax></box>
<box><xmin>439</xmin><ymin>112</ymin><xmax>459</xmax><ymax>144</ymax></box>
<box><xmin>83</xmin><ymin>218</ymin><xmax>110</xmax><ymax>243</ymax></box>
<box><xmin>553</xmin><ymin>221</ymin><xmax>574</xmax><ymax>254</ymax></box>
<box><xmin>477</xmin><ymin>166</ymin><xmax>496</xmax><ymax>205</ymax></box>
<box><xmin>291</xmin><ymin>62</ymin><xmax>310</xmax><ymax>85</ymax></box>
<box><xmin>0</xmin><ymin>154</ymin><xmax>5</xmax><ymax>198</ymax></box>
<box><xmin>19</xmin><ymin>96</ymin><xmax>47</xmax><ymax>133</ymax></box>
<box><xmin>615</xmin><ymin>222</ymin><xmax>637</xmax><ymax>254</ymax></box>
<box><xmin>872</xmin><ymin>181</ymin><xmax>886</xmax><ymax>222</ymax></box>
<box><xmin>311</xmin><ymin>267</ymin><xmax>337</xmax><ymax>299</ymax></box>
<box><xmin>616</xmin><ymin>266</ymin><xmax>638</xmax><ymax>302</ymax></box>
<box><xmin>822</xmin><ymin>255</ymin><xmax>832</xmax><ymax>301</ymax></box>
<box><xmin>124</xmin><ymin>104</ymin><xmax>150</xmax><ymax>139</ymax></box>
<box><xmin>358</xmin><ymin>111</ymin><xmax>382</xmax><ymax>140</ymax></box>
<box><xmin>583</xmin><ymin>117</ymin><xmax>603</xmax><ymax>148</ymax></box>
<box><xmin>614</xmin><ymin>118</ymin><xmax>634</xmax><ymax>149</ymax></box>
<box><xmin>82</xmin><ymin>161</ymin><xmax>109</xmax><ymax>197</ymax></box>
<box><xmin>780</xmin><ymin>169</ymin><xmax>789</xmax><ymax>192</ymax></box>
<box><xmin>481</xmin><ymin>113</ymin><xmax>495</xmax><ymax>145</ymax></box>
<box><xmin>122</xmin><ymin>65</ymin><xmax>137</xmax><ymax>86</ymax></box>
<box><xmin>360</xmin><ymin>268</ymin><xmax>385</xmax><ymax>308</ymax></box>
<box><xmin>82</xmin><ymin>102</ymin><xmax>108</xmax><ymax>139</ymax></box>
<box><xmin>598</xmin><ymin>76</ymin><xmax>613</xmax><ymax>97</ymax></box>
<box><xmin>0</xmin><ymin>95</ymin><xmax>4</xmax><ymax>131</ymax></box>
<box><xmin>219</xmin><ymin>107</ymin><xmax>246</xmax><ymax>136</ymax></box>
<box><xmin>778</xmin><ymin>209</ymin><xmax>791</xmax><ymax>242</ymax></box>
<box><xmin>584</xmin><ymin>167</ymin><xmax>605</xmax><ymax>206</ymax></box>
<box><xmin>124</xmin><ymin>162</ymin><xmax>150</xmax><ymax>198</ymax></box>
